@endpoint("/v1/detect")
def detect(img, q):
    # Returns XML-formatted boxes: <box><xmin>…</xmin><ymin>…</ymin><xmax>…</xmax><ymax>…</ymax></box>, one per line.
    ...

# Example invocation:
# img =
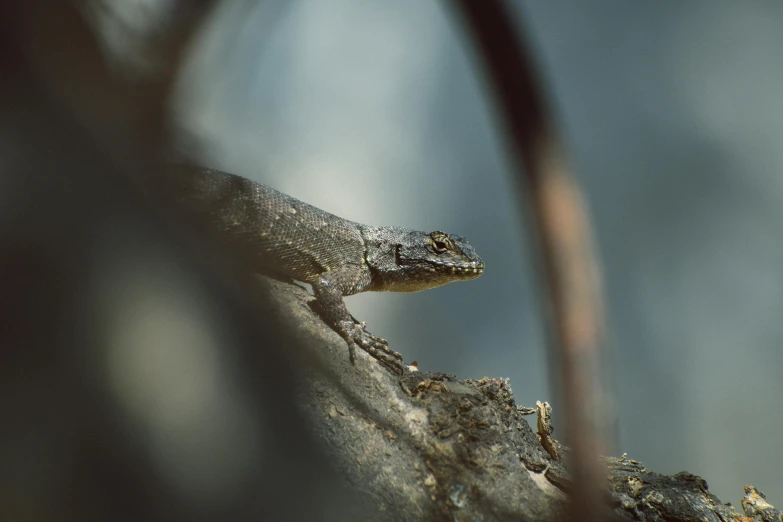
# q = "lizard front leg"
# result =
<box><xmin>312</xmin><ymin>266</ymin><xmax>404</xmax><ymax>374</ymax></box>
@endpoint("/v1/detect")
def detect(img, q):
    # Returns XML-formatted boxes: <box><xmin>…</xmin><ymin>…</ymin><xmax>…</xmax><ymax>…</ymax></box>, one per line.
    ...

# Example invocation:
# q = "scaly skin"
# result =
<box><xmin>173</xmin><ymin>167</ymin><xmax>484</xmax><ymax>373</ymax></box>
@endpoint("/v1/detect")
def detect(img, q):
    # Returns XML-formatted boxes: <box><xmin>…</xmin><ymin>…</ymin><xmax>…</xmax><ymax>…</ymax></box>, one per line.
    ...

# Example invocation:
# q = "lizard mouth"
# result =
<box><xmin>390</xmin><ymin>258</ymin><xmax>484</xmax><ymax>292</ymax></box>
<box><xmin>434</xmin><ymin>259</ymin><xmax>485</xmax><ymax>278</ymax></box>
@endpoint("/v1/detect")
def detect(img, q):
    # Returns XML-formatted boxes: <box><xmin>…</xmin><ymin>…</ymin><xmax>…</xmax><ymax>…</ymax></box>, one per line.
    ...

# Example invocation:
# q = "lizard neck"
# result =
<box><xmin>360</xmin><ymin>225</ymin><xmax>411</xmax><ymax>291</ymax></box>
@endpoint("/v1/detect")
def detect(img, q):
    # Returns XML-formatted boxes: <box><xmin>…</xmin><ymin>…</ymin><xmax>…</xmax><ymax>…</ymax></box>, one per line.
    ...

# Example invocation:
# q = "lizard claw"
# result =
<box><xmin>337</xmin><ymin>320</ymin><xmax>404</xmax><ymax>374</ymax></box>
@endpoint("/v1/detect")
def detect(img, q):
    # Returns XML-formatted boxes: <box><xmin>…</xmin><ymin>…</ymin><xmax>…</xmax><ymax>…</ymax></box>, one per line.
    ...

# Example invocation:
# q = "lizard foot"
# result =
<box><xmin>337</xmin><ymin>320</ymin><xmax>404</xmax><ymax>374</ymax></box>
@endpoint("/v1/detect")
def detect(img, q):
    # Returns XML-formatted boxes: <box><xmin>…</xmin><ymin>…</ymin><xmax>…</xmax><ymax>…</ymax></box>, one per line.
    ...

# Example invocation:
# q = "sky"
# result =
<box><xmin>174</xmin><ymin>0</ymin><xmax>783</xmax><ymax>506</ymax></box>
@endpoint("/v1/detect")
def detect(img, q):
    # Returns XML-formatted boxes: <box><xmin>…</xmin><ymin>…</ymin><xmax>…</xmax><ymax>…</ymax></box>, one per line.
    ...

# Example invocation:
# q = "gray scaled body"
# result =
<box><xmin>174</xmin><ymin>167</ymin><xmax>484</xmax><ymax>373</ymax></box>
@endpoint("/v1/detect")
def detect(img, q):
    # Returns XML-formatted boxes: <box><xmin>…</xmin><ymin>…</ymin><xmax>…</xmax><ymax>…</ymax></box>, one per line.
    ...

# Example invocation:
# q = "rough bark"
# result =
<box><xmin>265</xmin><ymin>276</ymin><xmax>779</xmax><ymax>522</ymax></box>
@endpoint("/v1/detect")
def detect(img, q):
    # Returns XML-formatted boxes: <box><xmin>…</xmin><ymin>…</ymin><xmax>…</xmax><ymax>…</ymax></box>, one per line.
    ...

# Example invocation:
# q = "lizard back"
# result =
<box><xmin>174</xmin><ymin>168</ymin><xmax>366</xmax><ymax>283</ymax></box>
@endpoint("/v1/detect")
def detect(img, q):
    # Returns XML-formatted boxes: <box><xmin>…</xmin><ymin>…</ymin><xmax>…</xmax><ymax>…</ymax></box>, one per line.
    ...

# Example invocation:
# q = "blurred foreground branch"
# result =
<box><xmin>450</xmin><ymin>2</ymin><xmax>612</xmax><ymax>520</ymax></box>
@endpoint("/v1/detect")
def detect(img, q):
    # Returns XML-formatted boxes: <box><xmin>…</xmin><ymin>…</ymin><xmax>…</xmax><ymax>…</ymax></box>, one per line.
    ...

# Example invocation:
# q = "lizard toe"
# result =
<box><xmin>337</xmin><ymin>321</ymin><xmax>404</xmax><ymax>373</ymax></box>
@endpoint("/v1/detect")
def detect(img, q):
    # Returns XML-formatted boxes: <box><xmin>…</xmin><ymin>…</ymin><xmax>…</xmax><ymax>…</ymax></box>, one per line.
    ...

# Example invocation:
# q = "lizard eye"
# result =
<box><xmin>430</xmin><ymin>231</ymin><xmax>451</xmax><ymax>253</ymax></box>
<box><xmin>433</xmin><ymin>239</ymin><xmax>449</xmax><ymax>253</ymax></box>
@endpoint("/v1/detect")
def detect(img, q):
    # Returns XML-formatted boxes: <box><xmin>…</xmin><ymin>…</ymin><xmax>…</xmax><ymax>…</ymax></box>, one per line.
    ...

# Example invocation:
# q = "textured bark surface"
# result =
<box><xmin>265</xmin><ymin>276</ymin><xmax>778</xmax><ymax>522</ymax></box>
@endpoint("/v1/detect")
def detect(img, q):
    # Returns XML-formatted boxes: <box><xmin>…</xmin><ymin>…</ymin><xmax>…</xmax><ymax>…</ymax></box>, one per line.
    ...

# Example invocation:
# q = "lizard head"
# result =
<box><xmin>390</xmin><ymin>230</ymin><xmax>484</xmax><ymax>292</ymax></box>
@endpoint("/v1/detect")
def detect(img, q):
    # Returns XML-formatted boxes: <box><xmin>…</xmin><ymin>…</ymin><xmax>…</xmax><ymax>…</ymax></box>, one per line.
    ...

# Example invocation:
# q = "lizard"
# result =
<box><xmin>170</xmin><ymin>166</ymin><xmax>484</xmax><ymax>374</ymax></box>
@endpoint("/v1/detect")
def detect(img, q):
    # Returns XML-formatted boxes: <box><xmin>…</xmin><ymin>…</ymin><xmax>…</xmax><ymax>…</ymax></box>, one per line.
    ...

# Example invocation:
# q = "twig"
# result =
<box><xmin>449</xmin><ymin>2</ymin><xmax>612</xmax><ymax>520</ymax></box>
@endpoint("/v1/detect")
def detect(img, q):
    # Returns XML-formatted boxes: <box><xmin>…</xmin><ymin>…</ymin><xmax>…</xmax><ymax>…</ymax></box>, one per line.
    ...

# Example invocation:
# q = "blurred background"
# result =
<box><xmin>171</xmin><ymin>0</ymin><xmax>783</xmax><ymax>505</ymax></box>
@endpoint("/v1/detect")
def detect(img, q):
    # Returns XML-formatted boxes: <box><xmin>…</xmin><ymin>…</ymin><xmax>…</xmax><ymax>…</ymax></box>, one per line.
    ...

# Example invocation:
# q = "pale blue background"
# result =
<box><xmin>174</xmin><ymin>0</ymin><xmax>783</xmax><ymax>505</ymax></box>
